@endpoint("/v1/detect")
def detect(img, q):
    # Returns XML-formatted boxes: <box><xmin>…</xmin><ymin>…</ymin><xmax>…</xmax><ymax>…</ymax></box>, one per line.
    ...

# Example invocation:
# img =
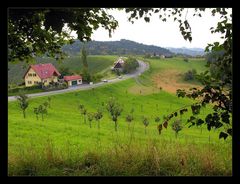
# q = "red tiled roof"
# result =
<box><xmin>64</xmin><ymin>75</ymin><xmax>82</xmax><ymax>81</ymax></box>
<box><xmin>24</xmin><ymin>63</ymin><xmax>61</xmax><ymax>79</ymax></box>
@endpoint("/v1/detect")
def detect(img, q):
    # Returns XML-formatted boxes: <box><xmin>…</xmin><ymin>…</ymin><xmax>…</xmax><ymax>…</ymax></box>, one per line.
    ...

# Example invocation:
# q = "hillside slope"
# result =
<box><xmin>8</xmin><ymin>55</ymin><xmax>118</xmax><ymax>85</ymax></box>
<box><xmin>62</xmin><ymin>39</ymin><xmax>173</xmax><ymax>56</ymax></box>
<box><xmin>167</xmin><ymin>47</ymin><xmax>205</xmax><ymax>56</ymax></box>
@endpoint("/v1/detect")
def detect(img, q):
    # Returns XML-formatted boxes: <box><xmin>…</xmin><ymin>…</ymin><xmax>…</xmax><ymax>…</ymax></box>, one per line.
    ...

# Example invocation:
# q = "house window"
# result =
<box><xmin>33</xmin><ymin>73</ymin><xmax>36</xmax><ymax>77</ymax></box>
<box><xmin>44</xmin><ymin>80</ymin><xmax>47</xmax><ymax>83</ymax></box>
<box><xmin>78</xmin><ymin>80</ymin><xmax>81</xmax><ymax>82</ymax></box>
<box><xmin>28</xmin><ymin>73</ymin><xmax>32</xmax><ymax>77</ymax></box>
<box><xmin>28</xmin><ymin>81</ymin><xmax>32</xmax><ymax>84</ymax></box>
<box><xmin>34</xmin><ymin>81</ymin><xmax>38</xmax><ymax>84</ymax></box>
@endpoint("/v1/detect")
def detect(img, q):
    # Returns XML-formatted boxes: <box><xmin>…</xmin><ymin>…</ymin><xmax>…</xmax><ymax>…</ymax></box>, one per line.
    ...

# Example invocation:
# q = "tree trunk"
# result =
<box><xmin>84</xmin><ymin>116</ymin><xmax>86</xmax><ymax>124</ymax></box>
<box><xmin>23</xmin><ymin>110</ymin><xmax>26</xmax><ymax>118</ymax></box>
<box><xmin>89</xmin><ymin>121</ymin><xmax>92</xmax><ymax>128</ymax></box>
<box><xmin>42</xmin><ymin>113</ymin><xmax>44</xmax><ymax>121</ymax></box>
<box><xmin>145</xmin><ymin>127</ymin><xmax>146</xmax><ymax>135</ymax></box>
<box><xmin>98</xmin><ymin>120</ymin><xmax>100</xmax><ymax>129</ymax></box>
<box><xmin>115</xmin><ymin>121</ymin><xmax>117</xmax><ymax>131</ymax></box>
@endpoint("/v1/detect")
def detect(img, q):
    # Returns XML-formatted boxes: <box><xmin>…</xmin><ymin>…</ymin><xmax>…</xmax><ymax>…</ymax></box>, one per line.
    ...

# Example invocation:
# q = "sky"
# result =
<box><xmin>71</xmin><ymin>8</ymin><xmax>232</xmax><ymax>49</ymax></box>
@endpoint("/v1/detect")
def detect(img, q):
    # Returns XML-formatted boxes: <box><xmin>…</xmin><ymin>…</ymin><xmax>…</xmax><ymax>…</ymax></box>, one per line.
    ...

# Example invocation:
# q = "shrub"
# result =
<box><xmin>183</xmin><ymin>57</ymin><xmax>189</xmax><ymax>62</ymax></box>
<box><xmin>81</xmin><ymin>68</ymin><xmax>91</xmax><ymax>83</ymax></box>
<box><xmin>183</xmin><ymin>69</ymin><xmax>197</xmax><ymax>81</ymax></box>
<box><xmin>58</xmin><ymin>66</ymin><xmax>73</xmax><ymax>78</ymax></box>
<box><xmin>172</xmin><ymin>119</ymin><xmax>183</xmax><ymax>138</ymax></box>
<box><xmin>123</xmin><ymin>57</ymin><xmax>139</xmax><ymax>74</ymax></box>
<box><xmin>16</xmin><ymin>93</ymin><xmax>29</xmax><ymax>118</ymax></box>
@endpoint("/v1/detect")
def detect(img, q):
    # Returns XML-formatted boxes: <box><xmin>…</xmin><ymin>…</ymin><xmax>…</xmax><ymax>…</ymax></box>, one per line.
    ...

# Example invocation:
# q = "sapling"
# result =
<box><xmin>16</xmin><ymin>93</ymin><xmax>29</xmax><ymax>118</ymax></box>
<box><xmin>172</xmin><ymin>119</ymin><xmax>183</xmax><ymax>138</ymax></box>
<box><xmin>106</xmin><ymin>97</ymin><xmax>123</xmax><ymax>131</ymax></box>
<box><xmin>142</xmin><ymin>117</ymin><xmax>149</xmax><ymax>135</ymax></box>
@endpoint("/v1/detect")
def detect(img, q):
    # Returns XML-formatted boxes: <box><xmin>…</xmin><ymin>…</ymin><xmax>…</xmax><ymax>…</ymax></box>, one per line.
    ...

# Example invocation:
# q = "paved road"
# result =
<box><xmin>8</xmin><ymin>60</ymin><xmax>149</xmax><ymax>101</ymax></box>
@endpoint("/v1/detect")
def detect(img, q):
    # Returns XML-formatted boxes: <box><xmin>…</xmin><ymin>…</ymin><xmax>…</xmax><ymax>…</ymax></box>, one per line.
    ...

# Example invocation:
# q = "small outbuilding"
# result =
<box><xmin>111</xmin><ymin>57</ymin><xmax>125</xmax><ymax>72</ymax></box>
<box><xmin>64</xmin><ymin>75</ymin><xmax>82</xmax><ymax>86</ymax></box>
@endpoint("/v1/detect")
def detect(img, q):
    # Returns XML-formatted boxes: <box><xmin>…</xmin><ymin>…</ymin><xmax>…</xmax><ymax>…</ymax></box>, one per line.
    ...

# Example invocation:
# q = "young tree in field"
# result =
<box><xmin>81</xmin><ymin>45</ymin><xmax>88</xmax><ymax>69</ymax></box>
<box><xmin>142</xmin><ymin>117</ymin><xmax>149</xmax><ymax>135</ymax></box>
<box><xmin>43</xmin><ymin>101</ymin><xmax>49</xmax><ymax>113</ymax></box>
<box><xmin>155</xmin><ymin>116</ymin><xmax>160</xmax><ymax>123</ymax></box>
<box><xmin>38</xmin><ymin>105</ymin><xmax>47</xmax><ymax>121</ymax></box>
<box><xmin>33</xmin><ymin>107</ymin><xmax>40</xmax><ymax>120</ymax></box>
<box><xmin>79</xmin><ymin>104</ymin><xmax>87</xmax><ymax>124</ymax></box>
<box><xmin>106</xmin><ymin>97</ymin><xmax>123</xmax><ymax>131</ymax></box>
<box><xmin>157</xmin><ymin>124</ymin><xmax>163</xmax><ymax>135</ymax></box>
<box><xmin>172</xmin><ymin>119</ymin><xmax>183</xmax><ymax>138</ymax></box>
<box><xmin>48</xmin><ymin>97</ymin><xmax>51</xmax><ymax>108</ymax></box>
<box><xmin>16</xmin><ymin>94</ymin><xmax>29</xmax><ymax>118</ymax></box>
<box><xmin>94</xmin><ymin>109</ymin><xmax>103</xmax><ymax>129</ymax></box>
<box><xmin>126</xmin><ymin>114</ymin><xmax>133</xmax><ymax>130</ymax></box>
<box><xmin>81</xmin><ymin>108</ymin><xmax>87</xmax><ymax>124</ymax></box>
<box><xmin>87</xmin><ymin>112</ymin><xmax>94</xmax><ymax>128</ymax></box>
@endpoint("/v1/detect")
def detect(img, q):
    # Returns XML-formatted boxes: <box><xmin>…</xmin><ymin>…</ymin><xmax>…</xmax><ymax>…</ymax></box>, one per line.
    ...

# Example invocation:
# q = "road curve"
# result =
<box><xmin>8</xmin><ymin>60</ymin><xmax>149</xmax><ymax>101</ymax></box>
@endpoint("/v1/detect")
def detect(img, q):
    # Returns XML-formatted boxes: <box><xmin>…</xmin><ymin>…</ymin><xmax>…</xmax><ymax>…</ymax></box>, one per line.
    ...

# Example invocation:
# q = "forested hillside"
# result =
<box><xmin>62</xmin><ymin>39</ymin><xmax>173</xmax><ymax>56</ymax></box>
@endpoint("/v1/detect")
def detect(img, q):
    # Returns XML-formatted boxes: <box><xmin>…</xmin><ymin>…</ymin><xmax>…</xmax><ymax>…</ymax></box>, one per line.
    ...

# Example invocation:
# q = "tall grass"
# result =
<box><xmin>8</xmin><ymin>135</ymin><xmax>232</xmax><ymax>176</ymax></box>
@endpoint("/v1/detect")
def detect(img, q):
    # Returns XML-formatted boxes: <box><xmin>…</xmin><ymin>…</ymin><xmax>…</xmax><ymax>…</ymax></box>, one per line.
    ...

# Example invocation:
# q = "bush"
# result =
<box><xmin>183</xmin><ymin>57</ymin><xmax>189</xmax><ymax>62</ymax></box>
<box><xmin>43</xmin><ymin>82</ymin><xmax>68</xmax><ymax>91</ymax></box>
<box><xmin>122</xmin><ymin>57</ymin><xmax>139</xmax><ymax>74</ymax></box>
<box><xmin>8</xmin><ymin>85</ymin><xmax>42</xmax><ymax>94</ymax></box>
<box><xmin>91</xmin><ymin>74</ymin><xmax>103</xmax><ymax>83</ymax></box>
<box><xmin>81</xmin><ymin>68</ymin><xmax>91</xmax><ymax>83</ymax></box>
<box><xmin>183</xmin><ymin>69</ymin><xmax>197</xmax><ymax>81</ymax></box>
<box><xmin>58</xmin><ymin>66</ymin><xmax>73</xmax><ymax>78</ymax></box>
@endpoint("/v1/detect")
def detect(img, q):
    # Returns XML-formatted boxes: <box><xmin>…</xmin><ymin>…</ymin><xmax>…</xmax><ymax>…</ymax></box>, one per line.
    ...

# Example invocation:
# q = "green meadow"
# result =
<box><xmin>8</xmin><ymin>57</ymin><xmax>232</xmax><ymax>176</ymax></box>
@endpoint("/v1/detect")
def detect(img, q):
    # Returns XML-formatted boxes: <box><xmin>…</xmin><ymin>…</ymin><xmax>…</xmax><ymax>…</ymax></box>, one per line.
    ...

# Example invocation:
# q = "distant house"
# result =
<box><xmin>64</xmin><ymin>75</ymin><xmax>82</xmax><ymax>86</ymax></box>
<box><xmin>160</xmin><ymin>55</ymin><xmax>165</xmax><ymax>59</ymax></box>
<box><xmin>111</xmin><ymin>57</ymin><xmax>125</xmax><ymax>72</ymax></box>
<box><xmin>23</xmin><ymin>63</ymin><xmax>61</xmax><ymax>87</ymax></box>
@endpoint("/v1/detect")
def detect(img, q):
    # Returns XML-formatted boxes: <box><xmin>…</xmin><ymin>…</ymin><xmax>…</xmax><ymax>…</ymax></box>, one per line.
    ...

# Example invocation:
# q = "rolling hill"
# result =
<box><xmin>62</xmin><ymin>39</ymin><xmax>173</xmax><ymax>56</ymax></box>
<box><xmin>167</xmin><ymin>47</ymin><xmax>205</xmax><ymax>57</ymax></box>
<box><xmin>8</xmin><ymin>57</ymin><xmax>231</xmax><ymax>176</ymax></box>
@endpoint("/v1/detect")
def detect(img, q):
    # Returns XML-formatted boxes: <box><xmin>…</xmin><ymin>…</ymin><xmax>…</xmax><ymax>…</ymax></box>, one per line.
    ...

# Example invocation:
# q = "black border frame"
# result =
<box><xmin>2</xmin><ymin>0</ymin><xmax>238</xmax><ymax>181</ymax></box>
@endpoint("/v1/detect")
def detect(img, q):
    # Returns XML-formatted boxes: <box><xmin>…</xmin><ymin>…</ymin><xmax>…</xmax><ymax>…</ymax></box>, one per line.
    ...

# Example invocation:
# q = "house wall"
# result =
<box><xmin>42</xmin><ymin>76</ymin><xmax>58</xmax><ymax>86</ymax></box>
<box><xmin>24</xmin><ymin>68</ymin><xmax>41</xmax><ymax>87</ymax></box>
<box><xmin>25</xmin><ymin>68</ymin><xmax>59</xmax><ymax>87</ymax></box>
<box><xmin>77</xmin><ymin>79</ymin><xmax>82</xmax><ymax>85</ymax></box>
<box><xmin>67</xmin><ymin>79</ymin><xmax>82</xmax><ymax>86</ymax></box>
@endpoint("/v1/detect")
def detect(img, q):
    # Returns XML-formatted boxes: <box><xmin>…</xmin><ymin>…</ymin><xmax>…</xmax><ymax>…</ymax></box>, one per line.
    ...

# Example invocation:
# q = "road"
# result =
<box><xmin>8</xmin><ymin>60</ymin><xmax>149</xmax><ymax>101</ymax></box>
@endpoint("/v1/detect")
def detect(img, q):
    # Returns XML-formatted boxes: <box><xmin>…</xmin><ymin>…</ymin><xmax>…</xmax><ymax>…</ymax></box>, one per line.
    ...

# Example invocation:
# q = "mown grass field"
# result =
<box><xmin>8</xmin><ymin>57</ymin><xmax>232</xmax><ymax>176</ymax></box>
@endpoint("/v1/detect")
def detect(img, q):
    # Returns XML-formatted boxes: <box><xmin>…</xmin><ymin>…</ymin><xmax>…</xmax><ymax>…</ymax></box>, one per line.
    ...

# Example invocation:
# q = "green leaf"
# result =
<box><xmin>219</xmin><ymin>132</ymin><xmax>228</xmax><ymax>140</ymax></box>
<box><xmin>144</xmin><ymin>17</ymin><xmax>150</xmax><ymax>22</ymax></box>
<box><xmin>227</xmin><ymin>129</ymin><xmax>232</xmax><ymax>136</ymax></box>
<box><xmin>163</xmin><ymin>121</ymin><xmax>168</xmax><ymax>129</ymax></box>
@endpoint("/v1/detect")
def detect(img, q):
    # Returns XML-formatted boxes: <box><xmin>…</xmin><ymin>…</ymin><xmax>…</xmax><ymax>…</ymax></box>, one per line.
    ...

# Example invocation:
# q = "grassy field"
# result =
<box><xmin>8</xmin><ymin>57</ymin><xmax>232</xmax><ymax>176</ymax></box>
<box><xmin>8</xmin><ymin>55</ymin><xmax>119</xmax><ymax>85</ymax></box>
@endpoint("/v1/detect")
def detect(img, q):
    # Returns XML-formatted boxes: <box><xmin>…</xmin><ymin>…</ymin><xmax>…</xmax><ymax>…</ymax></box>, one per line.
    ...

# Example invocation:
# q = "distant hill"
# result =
<box><xmin>166</xmin><ymin>47</ymin><xmax>205</xmax><ymax>57</ymax></box>
<box><xmin>62</xmin><ymin>39</ymin><xmax>173</xmax><ymax>56</ymax></box>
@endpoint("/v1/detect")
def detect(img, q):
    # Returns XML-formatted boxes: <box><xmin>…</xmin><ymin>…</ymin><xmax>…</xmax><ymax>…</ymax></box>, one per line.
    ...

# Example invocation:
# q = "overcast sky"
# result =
<box><xmin>72</xmin><ymin>8</ymin><xmax>232</xmax><ymax>49</ymax></box>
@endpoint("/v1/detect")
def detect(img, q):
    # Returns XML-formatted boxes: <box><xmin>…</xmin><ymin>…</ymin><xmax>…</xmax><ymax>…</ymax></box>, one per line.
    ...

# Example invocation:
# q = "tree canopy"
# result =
<box><xmin>8</xmin><ymin>8</ymin><xmax>118</xmax><ymax>62</ymax></box>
